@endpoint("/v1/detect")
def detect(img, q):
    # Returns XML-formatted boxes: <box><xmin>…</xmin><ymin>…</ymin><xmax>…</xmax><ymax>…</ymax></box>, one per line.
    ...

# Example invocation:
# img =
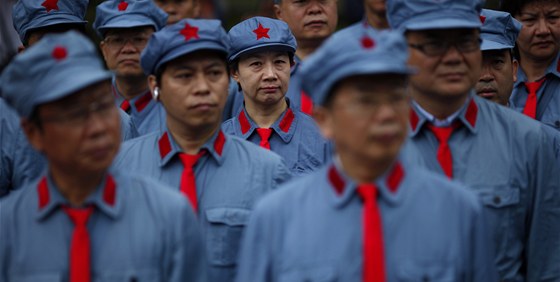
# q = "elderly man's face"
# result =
<box><xmin>274</xmin><ymin>0</ymin><xmax>338</xmax><ymax>43</ymax></box>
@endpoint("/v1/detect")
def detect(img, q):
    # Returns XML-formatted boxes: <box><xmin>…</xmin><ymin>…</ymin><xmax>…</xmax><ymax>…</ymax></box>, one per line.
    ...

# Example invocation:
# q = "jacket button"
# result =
<box><xmin>493</xmin><ymin>196</ymin><xmax>501</xmax><ymax>205</ymax></box>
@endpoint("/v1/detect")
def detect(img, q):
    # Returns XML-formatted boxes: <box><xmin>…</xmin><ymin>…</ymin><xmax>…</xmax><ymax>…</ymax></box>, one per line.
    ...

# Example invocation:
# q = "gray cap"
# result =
<box><xmin>0</xmin><ymin>31</ymin><xmax>112</xmax><ymax>118</ymax></box>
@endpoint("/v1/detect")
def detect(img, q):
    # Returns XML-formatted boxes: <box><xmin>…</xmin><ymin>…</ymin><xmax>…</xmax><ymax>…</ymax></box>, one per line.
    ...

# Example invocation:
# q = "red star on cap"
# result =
<box><xmin>41</xmin><ymin>0</ymin><xmax>59</xmax><ymax>12</ymax></box>
<box><xmin>480</xmin><ymin>15</ymin><xmax>486</xmax><ymax>24</ymax></box>
<box><xmin>118</xmin><ymin>1</ymin><xmax>128</xmax><ymax>11</ymax></box>
<box><xmin>180</xmin><ymin>23</ymin><xmax>199</xmax><ymax>41</ymax></box>
<box><xmin>361</xmin><ymin>36</ymin><xmax>375</xmax><ymax>49</ymax></box>
<box><xmin>52</xmin><ymin>46</ymin><xmax>67</xmax><ymax>61</ymax></box>
<box><xmin>253</xmin><ymin>23</ymin><xmax>270</xmax><ymax>40</ymax></box>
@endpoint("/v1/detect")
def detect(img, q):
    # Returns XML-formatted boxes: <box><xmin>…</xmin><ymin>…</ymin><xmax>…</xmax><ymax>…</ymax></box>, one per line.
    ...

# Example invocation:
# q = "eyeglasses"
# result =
<box><xmin>409</xmin><ymin>37</ymin><xmax>482</xmax><ymax>57</ymax></box>
<box><xmin>104</xmin><ymin>35</ymin><xmax>150</xmax><ymax>50</ymax></box>
<box><xmin>40</xmin><ymin>99</ymin><xmax>118</xmax><ymax>127</ymax></box>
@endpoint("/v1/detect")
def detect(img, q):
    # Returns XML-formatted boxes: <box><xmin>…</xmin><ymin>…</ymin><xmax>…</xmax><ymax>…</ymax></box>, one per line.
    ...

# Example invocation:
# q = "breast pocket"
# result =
<box><xmin>277</xmin><ymin>266</ymin><xmax>338</xmax><ymax>282</ymax></box>
<box><xmin>396</xmin><ymin>261</ymin><xmax>460</xmax><ymax>282</ymax></box>
<box><xmin>205</xmin><ymin>207</ymin><xmax>250</xmax><ymax>267</ymax></box>
<box><xmin>475</xmin><ymin>186</ymin><xmax>521</xmax><ymax>257</ymax></box>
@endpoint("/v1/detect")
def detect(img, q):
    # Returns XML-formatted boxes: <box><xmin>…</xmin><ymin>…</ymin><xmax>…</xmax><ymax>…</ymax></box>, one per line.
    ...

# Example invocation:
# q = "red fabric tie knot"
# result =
<box><xmin>179</xmin><ymin>151</ymin><xmax>206</xmax><ymax>212</ymax></box>
<box><xmin>63</xmin><ymin>205</ymin><xmax>94</xmax><ymax>282</ymax></box>
<box><xmin>523</xmin><ymin>77</ymin><xmax>546</xmax><ymax>119</ymax></box>
<box><xmin>427</xmin><ymin>123</ymin><xmax>458</xmax><ymax>179</ymax></box>
<box><xmin>256</xmin><ymin>128</ymin><xmax>273</xmax><ymax>150</ymax></box>
<box><xmin>356</xmin><ymin>184</ymin><xmax>386</xmax><ymax>282</ymax></box>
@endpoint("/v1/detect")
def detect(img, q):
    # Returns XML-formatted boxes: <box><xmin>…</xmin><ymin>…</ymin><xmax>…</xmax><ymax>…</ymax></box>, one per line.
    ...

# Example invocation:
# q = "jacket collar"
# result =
<box><xmin>409</xmin><ymin>94</ymin><xmax>478</xmax><ymax>137</ymax></box>
<box><xmin>328</xmin><ymin>157</ymin><xmax>406</xmax><ymax>208</ymax></box>
<box><xmin>158</xmin><ymin>128</ymin><xmax>226</xmax><ymax>167</ymax></box>
<box><xmin>237</xmin><ymin>100</ymin><xmax>297</xmax><ymax>143</ymax></box>
<box><xmin>36</xmin><ymin>173</ymin><xmax>120</xmax><ymax>221</ymax></box>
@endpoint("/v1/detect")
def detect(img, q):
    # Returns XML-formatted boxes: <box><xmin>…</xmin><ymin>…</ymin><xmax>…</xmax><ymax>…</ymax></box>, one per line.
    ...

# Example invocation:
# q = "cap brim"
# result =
<box><xmin>481</xmin><ymin>39</ymin><xmax>513</xmax><ymax>51</ymax></box>
<box><xmin>316</xmin><ymin>61</ymin><xmax>415</xmax><ymax>105</ymax></box>
<box><xmin>96</xmin><ymin>19</ymin><xmax>157</xmax><ymax>37</ymax></box>
<box><xmin>404</xmin><ymin>18</ymin><xmax>481</xmax><ymax>31</ymax></box>
<box><xmin>228</xmin><ymin>43</ymin><xmax>296</xmax><ymax>62</ymax></box>
<box><xmin>153</xmin><ymin>41</ymin><xmax>228</xmax><ymax>74</ymax></box>
<box><xmin>23</xmin><ymin>18</ymin><xmax>87</xmax><ymax>41</ymax></box>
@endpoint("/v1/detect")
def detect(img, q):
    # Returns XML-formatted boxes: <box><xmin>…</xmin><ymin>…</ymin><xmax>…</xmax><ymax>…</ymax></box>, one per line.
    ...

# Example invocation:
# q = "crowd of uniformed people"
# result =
<box><xmin>1</xmin><ymin>0</ymin><xmax>560</xmax><ymax>281</ymax></box>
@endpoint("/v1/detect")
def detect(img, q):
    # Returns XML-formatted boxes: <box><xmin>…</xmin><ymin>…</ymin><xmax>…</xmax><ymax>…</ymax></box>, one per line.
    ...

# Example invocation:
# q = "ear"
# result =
<box><xmin>147</xmin><ymin>75</ymin><xmax>159</xmax><ymax>100</ymax></box>
<box><xmin>274</xmin><ymin>4</ymin><xmax>283</xmax><ymax>20</ymax></box>
<box><xmin>17</xmin><ymin>45</ymin><xmax>25</xmax><ymax>53</ymax></box>
<box><xmin>512</xmin><ymin>59</ymin><xmax>519</xmax><ymax>83</ymax></box>
<box><xmin>192</xmin><ymin>0</ymin><xmax>201</xmax><ymax>18</ymax></box>
<box><xmin>231</xmin><ymin>68</ymin><xmax>241</xmax><ymax>84</ymax></box>
<box><xmin>100</xmin><ymin>40</ymin><xmax>110</xmax><ymax>63</ymax></box>
<box><xmin>21</xmin><ymin>118</ymin><xmax>45</xmax><ymax>153</ymax></box>
<box><xmin>312</xmin><ymin>106</ymin><xmax>334</xmax><ymax>140</ymax></box>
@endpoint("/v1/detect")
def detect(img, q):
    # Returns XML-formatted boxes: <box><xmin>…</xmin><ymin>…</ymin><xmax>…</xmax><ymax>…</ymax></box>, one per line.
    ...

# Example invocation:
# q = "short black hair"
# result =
<box><xmin>501</xmin><ymin>0</ymin><xmax>560</xmax><ymax>16</ymax></box>
<box><xmin>24</xmin><ymin>23</ymin><xmax>87</xmax><ymax>47</ymax></box>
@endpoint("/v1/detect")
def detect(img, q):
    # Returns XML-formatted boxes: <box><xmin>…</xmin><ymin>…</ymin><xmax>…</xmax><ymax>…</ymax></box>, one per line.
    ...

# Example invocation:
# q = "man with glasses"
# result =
<box><xmin>94</xmin><ymin>0</ymin><xmax>168</xmax><ymax>136</ymax></box>
<box><xmin>1</xmin><ymin>0</ymin><xmax>138</xmax><ymax>195</ymax></box>
<box><xmin>0</xmin><ymin>30</ymin><xmax>206</xmax><ymax>282</ymax></box>
<box><xmin>387</xmin><ymin>0</ymin><xmax>560</xmax><ymax>280</ymax></box>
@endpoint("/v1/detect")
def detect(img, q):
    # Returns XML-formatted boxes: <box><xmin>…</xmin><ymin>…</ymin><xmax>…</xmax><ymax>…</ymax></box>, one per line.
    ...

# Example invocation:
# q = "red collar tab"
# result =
<box><xmin>134</xmin><ymin>91</ymin><xmax>153</xmax><ymax>112</ymax></box>
<box><xmin>180</xmin><ymin>23</ymin><xmax>199</xmax><ymax>41</ymax></box>
<box><xmin>238</xmin><ymin>110</ymin><xmax>252</xmax><ymax>134</ymax></box>
<box><xmin>41</xmin><ymin>0</ymin><xmax>59</xmax><ymax>12</ymax></box>
<box><xmin>278</xmin><ymin>108</ymin><xmax>295</xmax><ymax>133</ymax></box>
<box><xmin>159</xmin><ymin>132</ymin><xmax>172</xmax><ymax>159</ymax></box>
<box><xmin>214</xmin><ymin>130</ymin><xmax>226</xmax><ymax>156</ymax></box>
<box><xmin>328</xmin><ymin>165</ymin><xmax>346</xmax><ymax>195</ymax></box>
<box><xmin>464</xmin><ymin>98</ymin><xmax>478</xmax><ymax>128</ymax></box>
<box><xmin>329</xmin><ymin>162</ymin><xmax>405</xmax><ymax>195</ymax></box>
<box><xmin>253</xmin><ymin>23</ymin><xmax>270</xmax><ymax>40</ymax></box>
<box><xmin>480</xmin><ymin>15</ymin><xmax>486</xmax><ymax>24</ymax></box>
<box><xmin>103</xmin><ymin>175</ymin><xmax>117</xmax><ymax>206</ymax></box>
<box><xmin>386</xmin><ymin>162</ymin><xmax>404</xmax><ymax>193</ymax></box>
<box><xmin>409</xmin><ymin>108</ymin><xmax>420</xmax><ymax>131</ymax></box>
<box><xmin>37</xmin><ymin>174</ymin><xmax>117</xmax><ymax>210</ymax></box>
<box><xmin>38</xmin><ymin>177</ymin><xmax>50</xmax><ymax>210</ymax></box>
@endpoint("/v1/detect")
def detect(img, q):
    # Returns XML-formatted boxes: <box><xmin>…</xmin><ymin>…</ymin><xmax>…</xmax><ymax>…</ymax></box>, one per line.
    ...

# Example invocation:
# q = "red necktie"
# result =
<box><xmin>179</xmin><ymin>151</ymin><xmax>205</xmax><ymax>212</ymax></box>
<box><xmin>356</xmin><ymin>184</ymin><xmax>386</xmax><ymax>282</ymax></box>
<box><xmin>63</xmin><ymin>206</ymin><xmax>94</xmax><ymax>282</ymax></box>
<box><xmin>523</xmin><ymin>78</ymin><xmax>546</xmax><ymax>119</ymax></box>
<box><xmin>120</xmin><ymin>100</ymin><xmax>131</xmax><ymax>113</ymax></box>
<box><xmin>256</xmin><ymin>128</ymin><xmax>272</xmax><ymax>150</ymax></box>
<box><xmin>427</xmin><ymin>123</ymin><xmax>456</xmax><ymax>179</ymax></box>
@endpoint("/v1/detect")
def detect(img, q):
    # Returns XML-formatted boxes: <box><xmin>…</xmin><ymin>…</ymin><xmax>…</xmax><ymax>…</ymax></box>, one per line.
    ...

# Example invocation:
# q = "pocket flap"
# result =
<box><xmin>478</xmin><ymin>187</ymin><xmax>520</xmax><ymax>208</ymax></box>
<box><xmin>205</xmin><ymin>207</ymin><xmax>250</xmax><ymax>226</ymax></box>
